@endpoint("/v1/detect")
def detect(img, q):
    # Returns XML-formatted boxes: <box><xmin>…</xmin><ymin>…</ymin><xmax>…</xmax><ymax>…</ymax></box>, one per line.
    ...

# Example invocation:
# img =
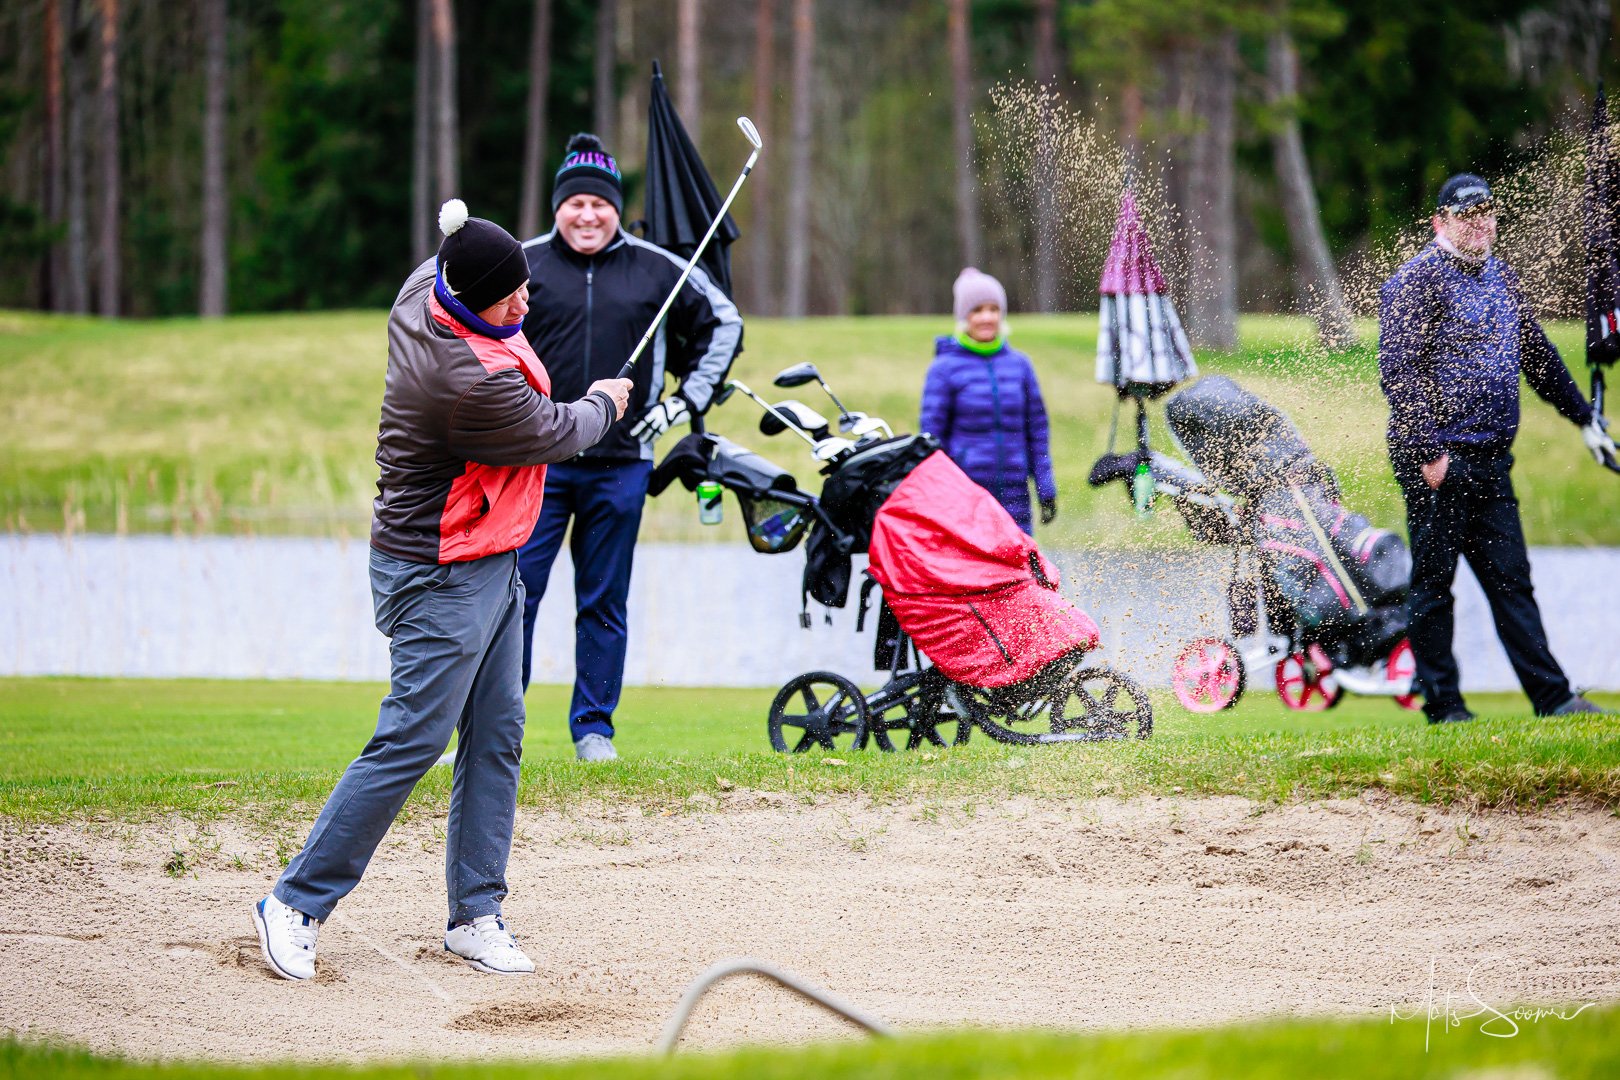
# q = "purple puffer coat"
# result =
<box><xmin>918</xmin><ymin>334</ymin><xmax>1057</xmax><ymax>533</ymax></box>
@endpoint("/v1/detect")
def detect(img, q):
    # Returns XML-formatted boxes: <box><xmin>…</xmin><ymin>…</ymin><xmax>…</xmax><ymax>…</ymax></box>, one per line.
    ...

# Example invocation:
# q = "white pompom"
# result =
<box><xmin>438</xmin><ymin>198</ymin><xmax>469</xmax><ymax>237</ymax></box>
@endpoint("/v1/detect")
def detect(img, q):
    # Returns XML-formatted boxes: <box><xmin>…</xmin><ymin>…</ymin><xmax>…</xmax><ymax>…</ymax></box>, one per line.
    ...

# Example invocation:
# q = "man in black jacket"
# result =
<box><xmin>1379</xmin><ymin>173</ymin><xmax>1613</xmax><ymax>724</ymax></box>
<box><xmin>519</xmin><ymin>133</ymin><xmax>742</xmax><ymax>761</ymax></box>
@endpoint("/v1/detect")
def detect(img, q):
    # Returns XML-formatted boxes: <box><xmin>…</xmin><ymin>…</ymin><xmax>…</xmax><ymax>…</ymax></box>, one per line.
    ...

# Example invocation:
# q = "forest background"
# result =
<box><xmin>0</xmin><ymin>0</ymin><xmax>1616</xmax><ymax>349</ymax></box>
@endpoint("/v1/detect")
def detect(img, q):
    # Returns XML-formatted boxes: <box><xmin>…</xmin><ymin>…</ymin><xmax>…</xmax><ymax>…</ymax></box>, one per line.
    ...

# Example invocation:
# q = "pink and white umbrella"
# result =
<box><xmin>1095</xmin><ymin>190</ymin><xmax>1196</xmax><ymax>396</ymax></box>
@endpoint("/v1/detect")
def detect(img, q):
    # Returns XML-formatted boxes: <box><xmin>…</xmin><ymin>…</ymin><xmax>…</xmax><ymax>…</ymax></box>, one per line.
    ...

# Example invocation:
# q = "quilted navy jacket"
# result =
<box><xmin>919</xmin><ymin>335</ymin><xmax>1057</xmax><ymax>531</ymax></box>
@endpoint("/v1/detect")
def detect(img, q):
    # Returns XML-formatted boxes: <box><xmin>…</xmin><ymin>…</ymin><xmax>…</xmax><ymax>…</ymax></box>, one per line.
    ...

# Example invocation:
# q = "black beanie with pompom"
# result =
<box><xmin>434</xmin><ymin>199</ymin><xmax>529</xmax><ymax>317</ymax></box>
<box><xmin>551</xmin><ymin>133</ymin><xmax>624</xmax><ymax>215</ymax></box>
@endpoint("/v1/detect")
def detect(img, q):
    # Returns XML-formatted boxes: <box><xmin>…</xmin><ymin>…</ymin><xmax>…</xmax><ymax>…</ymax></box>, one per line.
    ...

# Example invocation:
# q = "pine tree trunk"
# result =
<box><xmin>518</xmin><ymin>0</ymin><xmax>553</xmax><ymax>240</ymax></box>
<box><xmin>593</xmin><ymin>0</ymin><xmax>615</xmax><ymax>146</ymax></box>
<box><xmin>430</xmin><ymin>0</ymin><xmax>458</xmax><ymax>203</ymax></box>
<box><xmin>1031</xmin><ymin>0</ymin><xmax>1058</xmax><ymax>313</ymax></box>
<box><xmin>782</xmin><ymin>0</ymin><xmax>814</xmax><ymax>317</ymax></box>
<box><xmin>1267</xmin><ymin>30</ymin><xmax>1355</xmax><ymax>348</ymax></box>
<box><xmin>198</xmin><ymin>0</ymin><xmax>227</xmax><ymax>317</ymax></box>
<box><xmin>677</xmin><ymin>0</ymin><xmax>700</xmax><ymax>133</ymax></box>
<box><xmin>65</xmin><ymin>1</ymin><xmax>89</xmax><ymax>314</ymax></box>
<box><xmin>96</xmin><ymin>0</ymin><xmax>121</xmax><ymax>317</ymax></box>
<box><xmin>43</xmin><ymin>0</ymin><xmax>66</xmax><ymax>310</ymax></box>
<box><xmin>748</xmin><ymin>0</ymin><xmax>776</xmax><ymax>315</ymax></box>
<box><xmin>411</xmin><ymin>0</ymin><xmax>433</xmax><ymax>260</ymax></box>
<box><xmin>948</xmin><ymin>0</ymin><xmax>981</xmax><ymax>269</ymax></box>
<box><xmin>1182</xmin><ymin>32</ymin><xmax>1237</xmax><ymax>351</ymax></box>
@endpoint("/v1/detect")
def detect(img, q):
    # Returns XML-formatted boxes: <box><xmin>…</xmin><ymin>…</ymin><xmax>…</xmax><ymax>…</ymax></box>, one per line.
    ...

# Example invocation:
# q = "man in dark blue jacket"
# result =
<box><xmin>1378</xmin><ymin>173</ymin><xmax>1615</xmax><ymax>723</ymax></box>
<box><xmin>518</xmin><ymin>134</ymin><xmax>741</xmax><ymax>762</ymax></box>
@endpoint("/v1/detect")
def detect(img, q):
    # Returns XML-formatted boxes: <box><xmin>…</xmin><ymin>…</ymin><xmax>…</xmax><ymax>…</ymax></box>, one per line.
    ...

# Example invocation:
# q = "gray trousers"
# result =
<box><xmin>276</xmin><ymin>547</ymin><xmax>526</xmax><ymax>923</ymax></box>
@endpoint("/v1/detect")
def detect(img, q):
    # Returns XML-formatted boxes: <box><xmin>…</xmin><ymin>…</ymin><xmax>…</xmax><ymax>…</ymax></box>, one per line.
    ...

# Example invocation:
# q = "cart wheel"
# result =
<box><xmin>870</xmin><ymin>669</ymin><xmax>970</xmax><ymax>751</ymax></box>
<box><xmin>768</xmin><ymin>671</ymin><xmax>870</xmax><ymax>753</ymax></box>
<box><xmin>945</xmin><ymin>682</ymin><xmax>1048</xmax><ymax>746</ymax></box>
<box><xmin>1171</xmin><ymin>637</ymin><xmax>1246</xmax><ymax>713</ymax></box>
<box><xmin>1051</xmin><ymin>667</ymin><xmax>1154</xmax><ymax>741</ymax></box>
<box><xmin>1275</xmin><ymin>645</ymin><xmax>1343</xmax><ymax>712</ymax></box>
<box><xmin>1387</xmin><ymin>638</ymin><xmax>1419</xmax><ymax>710</ymax></box>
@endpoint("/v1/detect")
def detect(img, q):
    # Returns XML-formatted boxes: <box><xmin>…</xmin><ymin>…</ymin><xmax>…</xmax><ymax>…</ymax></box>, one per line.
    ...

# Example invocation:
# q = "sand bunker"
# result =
<box><xmin>2</xmin><ymin>793</ymin><xmax>1617</xmax><ymax>1062</ymax></box>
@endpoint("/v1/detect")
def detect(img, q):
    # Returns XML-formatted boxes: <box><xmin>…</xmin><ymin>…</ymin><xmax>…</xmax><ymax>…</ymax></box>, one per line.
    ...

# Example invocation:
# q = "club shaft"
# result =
<box><xmin>617</xmin><ymin>151</ymin><xmax>759</xmax><ymax>380</ymax></box>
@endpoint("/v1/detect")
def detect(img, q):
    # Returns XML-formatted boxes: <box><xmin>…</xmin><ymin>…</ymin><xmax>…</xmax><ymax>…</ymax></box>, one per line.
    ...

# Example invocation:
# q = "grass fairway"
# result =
<box><xmin>1</xmin><ymin>310</ymin><xmax>1612</xmax><ymax>545</ymax></box>
<box><xmin>3</xmin><ymin>677</ymin><xmax>1615</xmax><ymax>821</ymax></box>
<box><xmin>6</xmin><ymin>1006</ymin><xmax>1619</xmax><ymax>1078</ymax></box>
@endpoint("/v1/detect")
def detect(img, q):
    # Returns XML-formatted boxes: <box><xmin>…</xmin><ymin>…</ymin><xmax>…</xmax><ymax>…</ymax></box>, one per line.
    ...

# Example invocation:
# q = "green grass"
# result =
<box><xmin>3</xmin><ymin>677</ymin><xmax>1616</xmax><ymax>821</ymax></box>
<box><xmin>1</xmin><ymin>310</ymin><xmax>1612</xmax><ymax>545</ymax></box>
<box><xmin>6</xmin><ymin>1006</ymin><xmax>1620</xmax><ymax>1078</ymax></box>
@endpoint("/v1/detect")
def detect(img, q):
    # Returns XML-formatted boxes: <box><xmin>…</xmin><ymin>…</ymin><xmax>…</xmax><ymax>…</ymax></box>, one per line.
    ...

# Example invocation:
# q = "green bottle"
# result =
<box><xmin>1132</xmin><ymin>461</ymin><xmax>1154</xmax><ymax>515</ymax></box>
<box><xmin>696</xmin><ymin>480</ymin><xmax>723</xmax><ymax>525</ymax></box>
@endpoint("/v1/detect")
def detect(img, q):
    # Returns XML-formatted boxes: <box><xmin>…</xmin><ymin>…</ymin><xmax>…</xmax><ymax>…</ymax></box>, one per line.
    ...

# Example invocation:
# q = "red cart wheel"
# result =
<box><xmin>1275</xmin><ymin>644</ymin><xmax>1343</xmax><ymax>711</ymax></box>
<box><xmin>1171</xmin><ymin>637</ymin><xmax>1246</xmax><ymax>713</ymax></box>
<box><xmin>1386</xmin><ymin>638</ymin><xmax>1419</xmax><ymax>710</ymax></box>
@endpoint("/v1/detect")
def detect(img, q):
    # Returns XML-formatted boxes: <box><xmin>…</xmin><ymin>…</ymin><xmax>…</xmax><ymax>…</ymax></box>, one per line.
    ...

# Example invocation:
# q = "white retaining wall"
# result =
<box><xmin>2</xmin><ymin>534</ymin><xmax>1617</xmax><ymax>691</ymax></box>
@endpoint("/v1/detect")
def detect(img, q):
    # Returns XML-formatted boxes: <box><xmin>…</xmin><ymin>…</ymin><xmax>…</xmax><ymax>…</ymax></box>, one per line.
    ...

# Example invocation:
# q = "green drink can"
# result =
<box><xmin>696</xmin><ymin>480</ymin><xmax>723</xmax><ymax>525</ymax></box>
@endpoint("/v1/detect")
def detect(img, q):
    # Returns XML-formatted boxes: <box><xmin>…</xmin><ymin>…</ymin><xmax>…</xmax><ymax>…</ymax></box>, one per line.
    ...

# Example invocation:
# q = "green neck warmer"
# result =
<box><xmin>955</xmin><ymin>331</ymin><xmax>1005</xmax><ymax>356</ymax></box>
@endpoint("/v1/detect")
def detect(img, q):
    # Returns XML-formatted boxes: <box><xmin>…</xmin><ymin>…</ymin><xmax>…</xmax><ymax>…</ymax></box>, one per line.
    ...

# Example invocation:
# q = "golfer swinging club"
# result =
<box><xmin>253</xmin><ymin>201</ymin><xmax>632</xmax><ymax>980</ymax></box>
<box><xmin>1379</xmin><ymin>173</ymin><xmax>1616</xmax><ymax>724</ymax></box>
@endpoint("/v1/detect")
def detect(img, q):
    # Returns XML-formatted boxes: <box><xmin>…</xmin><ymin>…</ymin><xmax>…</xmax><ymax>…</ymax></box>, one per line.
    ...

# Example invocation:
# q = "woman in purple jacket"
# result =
<box><xmin>919</xmin><ymin>268</ymin><xmax>1058</xmax><ymax>534</ymax></box>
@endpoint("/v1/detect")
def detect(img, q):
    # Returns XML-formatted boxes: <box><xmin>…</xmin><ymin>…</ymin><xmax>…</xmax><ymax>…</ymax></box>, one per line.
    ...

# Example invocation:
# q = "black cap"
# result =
<box><xmin>435</xmin><ymin>200</ymin><xmax>529</xmax><ymax>314</ymax></box>
<box><xmin>1437</xmin><ymin>173</ymin><xmax>1493</xmax><ymax>214</ymax></box>
<box><xmin>551</xmin><ymin>133</ymin><xmax>624</xmax><ymax>215</ymax></box>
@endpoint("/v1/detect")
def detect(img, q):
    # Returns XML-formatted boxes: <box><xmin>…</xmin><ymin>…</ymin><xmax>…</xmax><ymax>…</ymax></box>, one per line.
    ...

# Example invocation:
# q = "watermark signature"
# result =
<box><xmin>1389</xmin><ymin>956</ymin><xmax>1599</xmax><ymax>1051</ymax></box>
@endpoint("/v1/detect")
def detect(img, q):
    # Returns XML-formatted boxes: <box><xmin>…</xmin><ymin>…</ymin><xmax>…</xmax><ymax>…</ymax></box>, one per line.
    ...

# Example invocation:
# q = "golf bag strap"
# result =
<box><xmin>856</xmin><ymin>575</ymin><xmax>879</xmax><ymax>632</ymax></box>
<box><xmin>1288</xmin><ymin>485</ymin><xmax>1369</xmax><ymax>615</ymax></box>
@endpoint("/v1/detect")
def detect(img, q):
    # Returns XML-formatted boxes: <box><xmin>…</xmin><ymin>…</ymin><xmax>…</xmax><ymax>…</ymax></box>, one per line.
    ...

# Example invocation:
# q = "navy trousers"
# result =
<box><xmin>517</xmin><ymin>458</ymin><xmax>652</xmax><ymax>741</ymax></box>
<box><xmin>277</xmin><ymin>547</ymin><xmax>526</xmax><ymax>923</ymax></box>
<box><xmin>1396</xmin><ymin>449</ymin><xmax>1572</xmax><ymax>719</ymax></box>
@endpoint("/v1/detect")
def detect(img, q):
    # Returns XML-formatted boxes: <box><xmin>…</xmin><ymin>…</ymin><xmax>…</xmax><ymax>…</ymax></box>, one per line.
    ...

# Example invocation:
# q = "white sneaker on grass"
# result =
<box><xmin>574</xmin><ymin>733</ymin><xmax>618</xmax><ymax>762</ymax></box>
<box><xmin>253</xmin><ymin>893</ymin><xmax>320</xmax><ymax>981</ymax></box>
<box><xmin>444</xmin><ymin>915</ymin><xmax>535</xmax><ymax>975</ymax></box>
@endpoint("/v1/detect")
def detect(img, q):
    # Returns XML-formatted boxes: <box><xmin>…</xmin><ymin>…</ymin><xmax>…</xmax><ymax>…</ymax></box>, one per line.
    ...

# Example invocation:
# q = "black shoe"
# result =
<box><xmin>1550</xmin><ymin>695</ymin><xmax>1613</xmax><ymax>717</ymax></box>
<box><xmin>1427</xmin><ymin>709</ymin><xmax>1474</xmax><ymax>725</ymax></box>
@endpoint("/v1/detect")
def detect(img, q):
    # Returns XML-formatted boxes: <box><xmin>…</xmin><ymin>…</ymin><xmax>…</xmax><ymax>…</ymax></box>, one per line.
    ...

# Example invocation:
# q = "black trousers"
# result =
<box><xmin>1395</xmin><ymin>449</ymin><xmax>1571</xmax><ymax>718</ymax></box>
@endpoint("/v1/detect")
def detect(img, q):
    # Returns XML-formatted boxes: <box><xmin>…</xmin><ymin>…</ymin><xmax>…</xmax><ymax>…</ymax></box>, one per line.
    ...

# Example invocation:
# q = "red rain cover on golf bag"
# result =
<box><xmin>867</xmin><ymin>451</ymin><xmax>1100</xmax><ymax>688</ymax></box>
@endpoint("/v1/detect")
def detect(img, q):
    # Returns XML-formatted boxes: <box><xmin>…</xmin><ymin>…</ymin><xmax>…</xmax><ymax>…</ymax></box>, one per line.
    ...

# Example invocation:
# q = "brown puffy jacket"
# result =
<box><xmin>370</xmin><ymin>259</ymin><xmax>615</xmax><ymax>564</ymax></box>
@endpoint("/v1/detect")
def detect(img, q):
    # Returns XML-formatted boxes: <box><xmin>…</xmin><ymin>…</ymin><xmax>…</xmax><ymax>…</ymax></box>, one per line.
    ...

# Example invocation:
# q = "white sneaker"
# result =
<box><xmin>253</xmin><ymin>893</ymin><xmax>320</xmax><ymax>981</ymax></box>
<box><xmin>574</xmin><ymin>733</ymin><xmax>618</xmax><ymax>762</ymax></box>
<box><xmin>444</xmin><ymin>914</ymin><xmax>535</xmax><ymax>975</ymax></box>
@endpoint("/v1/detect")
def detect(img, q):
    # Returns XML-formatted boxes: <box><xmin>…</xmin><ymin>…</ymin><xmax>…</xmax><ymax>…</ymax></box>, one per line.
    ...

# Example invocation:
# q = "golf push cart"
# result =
<box><xmin>649</xmin><ymin>363</ymin><xmax>1154</xmax><ymax>753</ymax></box>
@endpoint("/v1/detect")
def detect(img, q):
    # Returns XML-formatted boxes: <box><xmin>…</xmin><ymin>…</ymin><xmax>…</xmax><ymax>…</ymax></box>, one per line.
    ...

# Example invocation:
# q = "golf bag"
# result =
<box><xmin>866</xmin><ymin>449</ymin><xmax>1100</xmax><ymax>688</ymax></box>
<box><xmin>1165</xmin><ymin>376</ymin><xmax>1412</xmax><ymax>668</ymax></box>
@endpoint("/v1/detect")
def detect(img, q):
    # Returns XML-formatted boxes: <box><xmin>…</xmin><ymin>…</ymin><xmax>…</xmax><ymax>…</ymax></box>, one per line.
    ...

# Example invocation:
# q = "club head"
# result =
<box><xmin>772</xmin><ymin>362</ymin><xmax>821</xmax><ymax>389</ymax></box>
<box><xmin>761</xmin><ymin>400</ymin><xmax>830</xmax><ymax>441</ymax></box>
<box><xmin>737</xmin><ymin>116</ymin><xmax>763</xmax><ymax>150</ymax></box>
<box><xmin>837</xmin><ymin>411</ymin><xmax>867</xmax><ymax>434</ymax></box>
<box><xmin>714</xmin><ymin>381</ymin><xmax>738</xmax><ymax>406</ymax></box>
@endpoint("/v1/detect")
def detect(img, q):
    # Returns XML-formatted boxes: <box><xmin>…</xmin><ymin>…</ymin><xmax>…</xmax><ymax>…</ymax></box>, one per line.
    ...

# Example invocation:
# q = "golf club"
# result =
<box><xmin>617</xmin><ymin>117</ymin><xmax>763</xmax><ymax>381</ymax></box>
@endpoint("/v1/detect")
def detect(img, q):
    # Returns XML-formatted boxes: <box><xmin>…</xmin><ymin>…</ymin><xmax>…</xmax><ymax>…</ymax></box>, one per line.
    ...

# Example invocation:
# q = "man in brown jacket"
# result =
<box><xmin>252</xmin><ymin>200</ymin><xmax>631</xmax><ymax>981</ymax></box>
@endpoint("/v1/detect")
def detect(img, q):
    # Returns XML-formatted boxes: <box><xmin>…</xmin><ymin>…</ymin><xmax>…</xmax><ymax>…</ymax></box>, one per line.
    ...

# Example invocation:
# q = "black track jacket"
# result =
<box><xmin>521</xmin><ymin>229</ymin><xmax>743</xmax><ymax>462</ymax></box>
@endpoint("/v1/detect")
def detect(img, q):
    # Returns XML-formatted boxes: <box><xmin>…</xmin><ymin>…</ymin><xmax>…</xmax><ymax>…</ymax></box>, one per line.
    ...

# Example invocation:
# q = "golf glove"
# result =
<box><xmin>1582</xmin><ymin>416</ymin><xmax>1616</xmax><ymax>465</ymax></box>
<box><xmin>630</xmin><ymin>397</ymin><xmax>691</xmax><ymax>443</ymax></box>
<box><xmin>1039</xmin><ymin>498</ymin><xmax>1058</xmax><ymax>525</ymax></box>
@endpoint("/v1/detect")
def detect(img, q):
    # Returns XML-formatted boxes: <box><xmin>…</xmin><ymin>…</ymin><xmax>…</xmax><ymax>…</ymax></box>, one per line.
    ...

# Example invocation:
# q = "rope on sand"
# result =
<box><xmin>659</xmin><ymin>957</ymin><xmax>893</xmax><ymax>1054</ymax></box>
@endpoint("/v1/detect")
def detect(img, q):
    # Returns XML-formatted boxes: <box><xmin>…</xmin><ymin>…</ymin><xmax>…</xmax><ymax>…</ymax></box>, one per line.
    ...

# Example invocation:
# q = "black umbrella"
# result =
<box><xmin>1584</xmin><ymin>83</ymin><xmax>1620</xmax><ymax>472</ymax></box>
<box><xmin>642</xmin><ymin>60</ymin><xmax>740</xmax><ymax>299</ymax></box>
